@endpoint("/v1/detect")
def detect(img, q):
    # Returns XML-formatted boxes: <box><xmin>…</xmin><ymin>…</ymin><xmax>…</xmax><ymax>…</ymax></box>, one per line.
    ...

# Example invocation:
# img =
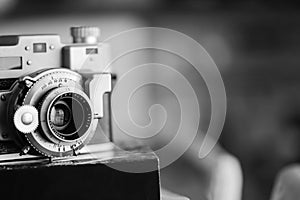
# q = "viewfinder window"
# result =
<box><xmin>0</xmin><ymin>57</ymin><xmax>22</xmax><ymax>70</ymax></box>
<box><xmin>33</xmin><ymin>43</ymin><xmax>47</xmax><ymax>53</ymax></box>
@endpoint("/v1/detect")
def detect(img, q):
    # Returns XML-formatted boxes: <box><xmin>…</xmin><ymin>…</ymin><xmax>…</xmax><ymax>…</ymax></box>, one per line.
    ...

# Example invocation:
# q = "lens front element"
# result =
<box><xmin>40</xmin><ymin>87</ymin><xmax>93</xmax><ymax>144</ymax></box>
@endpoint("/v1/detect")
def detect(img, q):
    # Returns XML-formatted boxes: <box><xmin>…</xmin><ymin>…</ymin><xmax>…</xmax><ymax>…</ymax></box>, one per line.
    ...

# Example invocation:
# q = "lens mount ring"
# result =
<box><xmin>40</xmin><ymin>86</ymin><xmax>94</xmax><ymax>145</ymax></box>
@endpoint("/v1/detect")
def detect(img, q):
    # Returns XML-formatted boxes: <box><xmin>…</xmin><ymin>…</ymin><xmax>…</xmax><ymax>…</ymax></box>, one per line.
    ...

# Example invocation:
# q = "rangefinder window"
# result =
<box><xmin>0</xmin><ymin>57</ymin><xmax>22</xmax><ymax>70</ymax></box>
<box><xmin>33</xmin><ymin>43</ymin><xmax>47</xmax><ymax>53</ymax></box>
<box><xmin>86</xmin><ymin>48</ymin><xmax>98</xmax><ymax>54</ymax></box>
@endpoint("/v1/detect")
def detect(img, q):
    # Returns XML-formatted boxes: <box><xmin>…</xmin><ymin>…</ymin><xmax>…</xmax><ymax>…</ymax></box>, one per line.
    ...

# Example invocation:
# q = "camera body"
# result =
<box><xmin>0</xmin><ymin>27</ymin><xmax>112</xmax><ymax>158</ymax></box>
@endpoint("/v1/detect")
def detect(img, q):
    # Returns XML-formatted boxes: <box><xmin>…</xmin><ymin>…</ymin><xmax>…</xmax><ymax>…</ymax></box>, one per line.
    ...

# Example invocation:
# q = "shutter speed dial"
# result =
<box><xmin>70</xmin><ymin>26</ymin><xmax>100</xmax><ymax>44</ymax></box>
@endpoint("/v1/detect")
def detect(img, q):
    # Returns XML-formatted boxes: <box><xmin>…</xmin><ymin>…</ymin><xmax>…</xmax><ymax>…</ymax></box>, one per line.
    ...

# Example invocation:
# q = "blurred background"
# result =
<box><xmin>0</xmin><ymin>0</ymin><xmax>300</xmax><ymax>199</ymax></box>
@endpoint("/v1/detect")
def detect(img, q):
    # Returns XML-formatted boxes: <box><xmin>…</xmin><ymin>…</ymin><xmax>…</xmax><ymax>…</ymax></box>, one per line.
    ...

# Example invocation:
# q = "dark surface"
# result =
<box><xmin>0</xmin><ymin>147</ymin><xmax>160</xmax><ymax>200</ymax></box>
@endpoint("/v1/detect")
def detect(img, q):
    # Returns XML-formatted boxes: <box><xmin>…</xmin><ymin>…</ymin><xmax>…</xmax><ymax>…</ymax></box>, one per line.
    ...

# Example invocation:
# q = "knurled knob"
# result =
<box><xmin>14</xmin><ymin>105</ymin><xmax>39</xmax><ymax>134</ymax></box>
<box><xmin>70</xmin><ymin>26</ymin><xmax>100</xmax><ymax>44</ymax></box>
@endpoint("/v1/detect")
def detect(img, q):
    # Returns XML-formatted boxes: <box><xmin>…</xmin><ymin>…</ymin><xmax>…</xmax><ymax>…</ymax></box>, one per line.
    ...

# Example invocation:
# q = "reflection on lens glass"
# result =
<box><xmin>50</xmin><ymin>101</ymin><xmax>71</xmax><ymax>129</ymax></box>
<box><xmin>48</xmin><ymin>92</ymin><xmax>92</xmax><ymax>141</ymax></box>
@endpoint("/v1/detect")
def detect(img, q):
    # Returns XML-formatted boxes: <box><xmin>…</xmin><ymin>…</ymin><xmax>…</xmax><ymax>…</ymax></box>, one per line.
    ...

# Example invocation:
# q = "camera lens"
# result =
<box><xmin>39</xmin><ymin>87</ymin><xmax>93</xmax><ymax>144</ymax></box>
<box><xmin>47</xmin><ymin>92</ymin><xmax>92</xmax><ymax>141</ymax></box>
<box><xmin>19</xmin><ymin>69</ymin><xmax>97</xmax><ymax>157</ymax></box>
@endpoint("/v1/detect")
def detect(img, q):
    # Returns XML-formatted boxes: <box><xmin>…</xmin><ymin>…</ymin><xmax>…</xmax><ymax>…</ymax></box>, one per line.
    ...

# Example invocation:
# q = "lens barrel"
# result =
<box><xmin>16</xmin><ymin>68</ymin><xmax>96</xmax><ymax>157</ymax></box>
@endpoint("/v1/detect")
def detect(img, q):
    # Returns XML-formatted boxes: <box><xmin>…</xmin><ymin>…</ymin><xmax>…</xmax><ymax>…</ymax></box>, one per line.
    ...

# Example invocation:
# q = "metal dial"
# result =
<box><xmin>70</xmin><ymin>26</ymin><xmax>100</xmax><ymax>44</ymax></box>
<box><xmin>14</xmin><ymin>105</ymin><xmax>39</xmax><ymax>134</ymax></box>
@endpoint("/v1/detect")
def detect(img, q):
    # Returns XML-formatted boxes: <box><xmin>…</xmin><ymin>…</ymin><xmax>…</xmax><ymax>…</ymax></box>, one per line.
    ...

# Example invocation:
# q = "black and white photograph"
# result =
<box><xmin>0</xmin><ymin>0</ymin><xmax>299</xmax><ymax>200</ymax></box>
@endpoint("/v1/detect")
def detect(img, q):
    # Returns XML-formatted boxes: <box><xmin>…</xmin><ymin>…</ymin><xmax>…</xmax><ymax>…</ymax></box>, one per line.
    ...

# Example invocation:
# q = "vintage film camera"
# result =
<box><xmin>0</xmin><ymin>26</ymin><xmax>187</xmax><ymax>200</ymax></box>
<box><xmin>0</xmin><ymin>26</ymin><xmax>113</xmax><ymax>158</ymax></box>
